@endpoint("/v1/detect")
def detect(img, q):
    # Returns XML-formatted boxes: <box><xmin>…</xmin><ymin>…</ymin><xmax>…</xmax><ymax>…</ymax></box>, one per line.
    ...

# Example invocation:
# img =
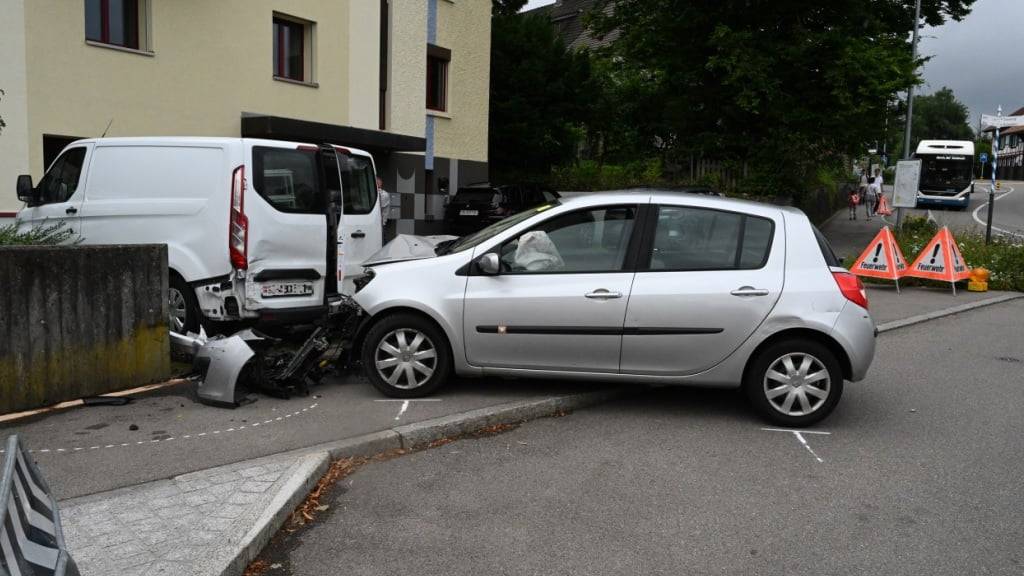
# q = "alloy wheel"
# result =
<box><xmin>763</xmin><ymin>352</ymin><xmax>831</xmax><ymax>417</ymax></box>
<box><xmin>168</xmin><ymin>287</ymin><xmax>188</xmax><ymax>333</ymax></box>
<box><xmin>375</xmin><ymin>328</ymin><xmax>438</xmax><ymax>390</ymax></box>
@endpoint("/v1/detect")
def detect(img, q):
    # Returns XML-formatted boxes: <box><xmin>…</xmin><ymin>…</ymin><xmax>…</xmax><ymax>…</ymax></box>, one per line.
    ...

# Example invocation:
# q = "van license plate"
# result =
<box><xmin>460</xmin><ymin>210</ymin><xmax>478</xmax><ymax>216</ymax></box>
<box><xmin>260</xmin><ymin>282</ymin><xmax>314</xmax><ymax>298</ymax></box>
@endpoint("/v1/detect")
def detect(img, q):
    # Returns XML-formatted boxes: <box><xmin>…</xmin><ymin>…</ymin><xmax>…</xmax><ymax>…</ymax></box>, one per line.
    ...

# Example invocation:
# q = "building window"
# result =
<box><xmin>426</xmin><ymin>45</ymin><xmax>451</xmax><ymax>112</ymax></box>
<box><xmin>85</xmin><ymin>0</ymin><xmax>143</xmax><ymax>50</ymax></box>
<box><xmin>274</xmin><ymin>16</ymin><xmax>314</xmax><ymax>83</ymax></box>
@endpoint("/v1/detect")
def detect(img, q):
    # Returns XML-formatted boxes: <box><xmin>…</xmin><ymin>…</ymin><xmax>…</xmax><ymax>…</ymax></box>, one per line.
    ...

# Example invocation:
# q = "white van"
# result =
<box><xmin>15</xmin><ymin>137</ymin><xmax>383</xmax><ymax>332</ymax></box>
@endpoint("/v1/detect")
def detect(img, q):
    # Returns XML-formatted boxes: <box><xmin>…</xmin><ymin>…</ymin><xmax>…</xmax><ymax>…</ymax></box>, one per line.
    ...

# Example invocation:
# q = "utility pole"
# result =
<box><xmin>987</xmin><ymin>106</ymin><xmax>1001</xmax><ymax>244</ymax></box>
<box><xmin>897</xmin><ymin>0</ymin><xmax>923</xmax><ymax>230</ymax></box>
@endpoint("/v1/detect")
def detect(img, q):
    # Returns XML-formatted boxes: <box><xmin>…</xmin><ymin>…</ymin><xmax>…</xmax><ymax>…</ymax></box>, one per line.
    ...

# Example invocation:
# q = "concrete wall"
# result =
<box><xmin>0</xmin><ymin>245</ymin><xmax>170</xmax><ymax>414</ymax></box>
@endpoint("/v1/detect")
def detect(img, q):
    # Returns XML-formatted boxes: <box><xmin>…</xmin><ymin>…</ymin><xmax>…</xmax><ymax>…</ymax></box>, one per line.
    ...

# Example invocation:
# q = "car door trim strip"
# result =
<box><xmin>475</xmin><ymin>326</ymin><xmax>723</xmax><ymax>336</ymax></box>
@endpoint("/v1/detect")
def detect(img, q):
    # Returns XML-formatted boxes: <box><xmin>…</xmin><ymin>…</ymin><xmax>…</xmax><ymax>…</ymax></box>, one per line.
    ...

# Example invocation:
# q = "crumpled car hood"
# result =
<box><xmin>362</xmin><ymin>234</ymin><xmax>458</xmax><ymax>266</ymax></box>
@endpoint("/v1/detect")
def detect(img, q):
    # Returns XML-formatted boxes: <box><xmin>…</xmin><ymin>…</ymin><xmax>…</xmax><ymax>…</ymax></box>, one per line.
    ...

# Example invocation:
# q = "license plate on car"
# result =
<box><xmin>260</xmin><ymin>282</ymin><xmax>314</xmax><ymax>298</ymax></box>
<box><xmin>460</xmin><ymin>210</ymin><xmax>479</xmax><ymax>216</ymax></box>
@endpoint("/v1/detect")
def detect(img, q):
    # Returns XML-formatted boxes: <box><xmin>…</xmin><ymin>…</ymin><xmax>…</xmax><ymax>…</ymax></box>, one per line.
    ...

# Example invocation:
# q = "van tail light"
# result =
<box><xmin>832</xmin><ymin>270</ymin><xmax>868</xmax><ymax>310</ymax></box>
<box><xmin>229</xmin><ymin>165</ymin><xmax>248</xmax><ymax>270</ymax></box>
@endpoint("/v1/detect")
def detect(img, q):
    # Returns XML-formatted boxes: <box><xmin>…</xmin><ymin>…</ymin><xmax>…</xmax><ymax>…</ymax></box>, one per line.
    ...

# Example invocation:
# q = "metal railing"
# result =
<box><xmin>0</xmin><ymin>436</ymin><xmax>79</xmax><ymax>576</ymax></box>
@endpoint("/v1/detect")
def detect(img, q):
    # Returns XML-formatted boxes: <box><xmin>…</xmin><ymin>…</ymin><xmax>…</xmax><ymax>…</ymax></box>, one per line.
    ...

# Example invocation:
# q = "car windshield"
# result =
<box><xmin>440</xmin><ymin>203</ymin><xmax>558</xmax><ymax>255</ymax></box>
<box><xmin>919</xmin><ymin>156</ymin><xmax>973</xmax><ymax>189</ymax></box>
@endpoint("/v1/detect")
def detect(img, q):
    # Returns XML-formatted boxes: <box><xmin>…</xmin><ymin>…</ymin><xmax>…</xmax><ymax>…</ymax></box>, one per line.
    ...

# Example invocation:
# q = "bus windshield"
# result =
<box><xmin>919</xmin><ymin>155</ymin><xmax>973</xmax><ymax>191</ymax></box>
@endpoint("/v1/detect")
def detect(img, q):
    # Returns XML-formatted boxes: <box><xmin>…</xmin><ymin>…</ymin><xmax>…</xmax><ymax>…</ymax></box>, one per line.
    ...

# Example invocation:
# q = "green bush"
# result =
<box><xmin>0</xmin><ymin>220</ymin><xmax>78</xmax><ymax>246</ymax></box>
<box><xmin>549</xmin><ymin>158</ymin><xmax>663</xmax><ymax>191</ymax></box>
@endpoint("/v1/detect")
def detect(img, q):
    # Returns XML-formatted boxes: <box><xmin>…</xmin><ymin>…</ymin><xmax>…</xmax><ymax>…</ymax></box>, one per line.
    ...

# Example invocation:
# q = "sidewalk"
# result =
<box><xmin>819</xmin><ymin>186</ymin><xmax>893</xmax><ymax>263</ymax></box>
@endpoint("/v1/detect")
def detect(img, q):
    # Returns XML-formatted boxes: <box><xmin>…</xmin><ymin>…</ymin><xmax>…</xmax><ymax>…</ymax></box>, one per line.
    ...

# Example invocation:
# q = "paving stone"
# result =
<box><xmin>61</xmin><ymin>453</ymin><xmax>307</xmax><ymax>576</ymax></box>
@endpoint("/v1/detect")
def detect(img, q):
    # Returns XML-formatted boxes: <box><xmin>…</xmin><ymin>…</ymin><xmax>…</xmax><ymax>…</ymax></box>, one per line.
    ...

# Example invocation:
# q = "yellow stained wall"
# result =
<box><xmin>386</xmin><ymin>0</ymin><xmax>427</xmax><ymax>139</ymax></box>
<box><xmin>22</xmin><ymin>0</ymin><xmax>354</xmax><ymax>179</ymax></box>
<box><xmin>434</xmin><ymin>0</ymin><xmax>490</xmax><ymax>164</ymax></box>
<box><xmin>0</xmin><ymin>0</ymin><xmax>31</xmax><ymax>214</ymax></box>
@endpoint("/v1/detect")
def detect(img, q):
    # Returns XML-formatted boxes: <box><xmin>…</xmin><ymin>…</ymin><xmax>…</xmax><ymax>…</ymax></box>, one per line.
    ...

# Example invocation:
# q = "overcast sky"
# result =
<box><xmin>522</xmin><ymin>0</ymin><xmax>1024</xmax><ymax>123</ymax></box>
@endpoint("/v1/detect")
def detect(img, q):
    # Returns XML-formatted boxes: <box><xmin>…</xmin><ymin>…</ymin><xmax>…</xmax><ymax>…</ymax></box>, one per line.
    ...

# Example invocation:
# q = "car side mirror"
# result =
<box><xmin>16</xmin><ymin>175</ymin><xmax>36</xmax><ymax>204</ymax></box>
<box><xmin>476</xmin><ymin>253</ymin><xmax>500</xmax><ymax>276</ymax></box>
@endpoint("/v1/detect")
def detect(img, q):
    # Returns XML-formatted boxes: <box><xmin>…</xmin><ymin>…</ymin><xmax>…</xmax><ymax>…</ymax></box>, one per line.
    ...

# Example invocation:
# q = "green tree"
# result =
<box><xmin>492</xmin><ymin>0</ymin><xmax>527</xmax><ymax>17</ymax></box>
<box><xmin>901</xmin><ymin>87</ymin><xmax>974</xmax><ymax>156</ymax></box>
<box><xmin>489</xmin><ymin>9</ymin><xmax>593</xmax><ymax>179</ymax></box>
<box><xmin>590</xmin><ymin>0</ymin><xmax>978</xmax><ymax>194</ymax></box>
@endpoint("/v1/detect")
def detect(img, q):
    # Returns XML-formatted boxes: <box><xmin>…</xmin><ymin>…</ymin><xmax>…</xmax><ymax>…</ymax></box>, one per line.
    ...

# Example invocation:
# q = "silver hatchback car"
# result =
<box><xmin>352</xmin><ymin>191</ymin><xmax>875</xmax><ymax>426</ymax></box>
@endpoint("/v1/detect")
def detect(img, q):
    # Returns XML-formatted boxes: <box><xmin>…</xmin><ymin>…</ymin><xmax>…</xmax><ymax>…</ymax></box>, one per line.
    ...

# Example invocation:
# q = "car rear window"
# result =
<box><xmin>252</xmin><ymin>146</ymin><xmax>324</xmax><ymax>214</ymax></box>
<box><xmin>454</xmin><ymin>189</ymin><xmax>498</xmax><ymax>204</ymax></box>
<box><xmin>813</xmin><ymin>225</ymin><xmax>842</xmax><ymax>267</ymax></box>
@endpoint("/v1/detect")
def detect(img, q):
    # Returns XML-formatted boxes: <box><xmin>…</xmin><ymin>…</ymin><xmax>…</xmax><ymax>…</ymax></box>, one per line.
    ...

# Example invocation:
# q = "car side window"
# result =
<box><xmin>648</xmin><ymin>205</ymin><xmax>773</xmax><ymax>271</ymax></box>
<box><xmin>37</xmin><ymin>147</ymin><xmax>87</xmax><ymax>204</ymax></box>
<box><xmin>499</xmin><ymin>206</ymin><xmax>636</xmax><ymax>273</ymax></box>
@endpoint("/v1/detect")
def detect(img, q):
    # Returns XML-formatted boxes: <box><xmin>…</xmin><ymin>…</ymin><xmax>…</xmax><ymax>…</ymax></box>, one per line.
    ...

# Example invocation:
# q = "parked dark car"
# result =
<box><xmin>444</xmin><ymin>184</ymin><xmax>560</xmax><ymax>235</ymax></box>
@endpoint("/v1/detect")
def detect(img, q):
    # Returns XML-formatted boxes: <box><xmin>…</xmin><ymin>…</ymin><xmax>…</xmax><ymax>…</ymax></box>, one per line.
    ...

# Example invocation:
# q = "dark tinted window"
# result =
<box><xmin>427</xmin><ymin>55</ymin><xmax>448</xmax><ymax>111</ymax></box>
<box><xmin>85</xmin><ymin>0</ymin><xmax>139</xmax><ymax>49</ymax></box>
<box><xmin>454</xmin><ymin>189</ymin><xmax>498</xmax><ymax>204</ymax></box>
<box><xmin>38</xmin><ymin>147</ymin><xmax>87</xmax><ymax>204</ymax></box>
<box><xmin>813</xmin><ymin>226</ymin><xmax>841</xmax><ymax>267</ymax></box>
<box><xmin>253</xmin><ymin>147</ymin><xmax>323</xmax><ymax>214</ymax></box>
<box><xmin>273</xmin><ymin>18</ymin><xmax>305</xmax><ymax>81</ymax></box>
<box><xmin>339</xmin><ymin>154</ymin><xmax>377</xmax><ymax>215</ymax></box>
<box><xmin>648</xmin><ymin>206</ymin><xmax>774</xmax><ymax>271</ymax></box>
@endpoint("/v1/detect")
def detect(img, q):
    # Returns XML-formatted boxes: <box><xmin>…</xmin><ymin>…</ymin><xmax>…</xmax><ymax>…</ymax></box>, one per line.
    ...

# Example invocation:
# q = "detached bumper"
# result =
<box><xmin>831</xmin><ymin>301</ymin><xmax>876</xmax><ymax>382</ymax></box>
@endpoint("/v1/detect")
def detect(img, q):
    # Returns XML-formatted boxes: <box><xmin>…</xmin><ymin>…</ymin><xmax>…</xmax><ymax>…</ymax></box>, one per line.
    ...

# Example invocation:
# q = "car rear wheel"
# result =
<box><xmin>169</xmin><ymin>274</ymin><xmax>200</xmax><ymax>334</ymax></box>
<box><xmin>361</xmin><ymin>313</ymin><xmax>451</xmax><ymax>398</ymax></box>
<box><xmin>745</xmin><ymin>339</ymin><xmax>843</xmax><ymax>427</ymax></box>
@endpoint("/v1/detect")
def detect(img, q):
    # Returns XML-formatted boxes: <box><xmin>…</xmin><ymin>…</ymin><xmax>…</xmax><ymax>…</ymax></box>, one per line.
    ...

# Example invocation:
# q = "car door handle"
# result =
<box><xmin>731</xmin><ymin>286</ymin><xmax>770</xmax><ymax>297</ymax></box>
<box><xmin>351</xmin><ymin>230</ymin><xmax>366</xmax><ymax>238</ymax></box>
<box><xmin>65</xmin><ymin>207</ymin><xmax>78</xmax><ymax>215</ymax></box>
<box><xmin>585</xmin><ymin>289</ymin><xmax>623</xmax><ymax>300</ymax></box>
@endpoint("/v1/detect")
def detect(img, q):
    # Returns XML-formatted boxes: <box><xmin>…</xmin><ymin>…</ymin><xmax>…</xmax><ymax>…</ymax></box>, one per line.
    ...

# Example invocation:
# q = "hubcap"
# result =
<box><xmin>375</xmin><ymin>328</ymin><xmax>437</xmax><ymax>390</ymax></box>
<box><xmin>763</xmin><ymin>352</ymin><xmax>831</xmax><ymax>417</ymax></box>
<box><xmin>168</xmin><ymin>288</ymin><xmax>188</xmax><ymax>333</ymax></box>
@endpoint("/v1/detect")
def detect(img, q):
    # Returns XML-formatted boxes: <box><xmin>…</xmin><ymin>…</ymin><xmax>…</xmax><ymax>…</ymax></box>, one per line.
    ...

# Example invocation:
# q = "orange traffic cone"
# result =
<box><xmin>875</xmin><ymin>195</ymin><xmax>892</xmax><ymax>216</ymax></box>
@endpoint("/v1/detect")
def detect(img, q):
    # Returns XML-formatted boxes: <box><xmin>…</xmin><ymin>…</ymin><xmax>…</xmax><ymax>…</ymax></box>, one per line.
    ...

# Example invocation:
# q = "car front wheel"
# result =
<box><xmin>745</xmin><ymin>339</ymin><xmax>843</xmax><ymax>427</ymax></box>
<box><xmin>361</xmin><ymin>313</ymin><xmax>452</xmax><ymax>398</ymax></box>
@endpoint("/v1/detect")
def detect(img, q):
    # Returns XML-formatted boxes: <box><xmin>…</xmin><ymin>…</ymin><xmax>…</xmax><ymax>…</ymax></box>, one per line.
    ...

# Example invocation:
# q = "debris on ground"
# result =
<box><xmin>128</xmin><ymin>424</ymin><xmax>138</xmax><ymax>431</ymax></box>
<box><xmin>81</xmin><ymin>396</ymin><xmax>132</xmax><ymax>407</ymax></box>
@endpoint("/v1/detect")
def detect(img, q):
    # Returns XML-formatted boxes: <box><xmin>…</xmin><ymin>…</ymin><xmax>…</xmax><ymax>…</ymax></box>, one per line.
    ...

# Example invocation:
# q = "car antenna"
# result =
<box><xmin>100</xmin><ymin>118</ymin><xmax>114</xmax><ymax>138</ymax></box>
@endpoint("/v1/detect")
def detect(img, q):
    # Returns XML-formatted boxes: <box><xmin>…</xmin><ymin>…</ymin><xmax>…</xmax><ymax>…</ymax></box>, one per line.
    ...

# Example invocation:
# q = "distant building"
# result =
<box><xmin>984</xmin><ymin>106</ymin><xmax>1024</xmax><ymax>181</ymax></box>
<box><xmin>0</xmin><ymin>0</ymin><xmax>491</xmax><ymax>233</ymax></box>
<box><xmin>524</xmin><ymin>0</ymin><xmax>618</xmax><ymax>51</ymax></box>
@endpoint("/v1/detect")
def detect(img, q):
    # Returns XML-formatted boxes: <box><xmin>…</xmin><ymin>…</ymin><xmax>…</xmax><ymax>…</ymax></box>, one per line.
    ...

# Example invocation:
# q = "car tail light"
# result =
<box><xmin>832</xmin><ymin>270</ymin><xmax>868</xmax><ymax>310</ymax></box>
<box><xmin>229</xmin><ymin>165</ymin><xmax>248</xmax><ymax>270</ymax></box>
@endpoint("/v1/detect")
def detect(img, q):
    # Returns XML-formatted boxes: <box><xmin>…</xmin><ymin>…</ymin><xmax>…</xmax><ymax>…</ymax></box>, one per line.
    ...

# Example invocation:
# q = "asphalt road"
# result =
<box><xmin>263</xmin><ymin>299</ymin><xmax>1024</xmax><ymax>576</ymax></box>
<box><xmin>892</xmin><ymin>180</ymin><xmax>1024</xmax><ymax>239</ymax></box>
<box><xmin>1</xmin><ymin>372</ymin><xmax>610</xmax><ymax>500</ymax></box>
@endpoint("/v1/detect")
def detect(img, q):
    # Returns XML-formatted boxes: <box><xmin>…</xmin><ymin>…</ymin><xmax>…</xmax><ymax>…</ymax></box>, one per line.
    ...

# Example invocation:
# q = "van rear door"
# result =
<box><xmin>244</xmin><ymin>142</ymin><xmax>328</xmax><ymax>316</ymax></box>
<box><xmin>332</xmin><ymin>147</ymin><xmax>382</xmax><ymax>288</ymax></box>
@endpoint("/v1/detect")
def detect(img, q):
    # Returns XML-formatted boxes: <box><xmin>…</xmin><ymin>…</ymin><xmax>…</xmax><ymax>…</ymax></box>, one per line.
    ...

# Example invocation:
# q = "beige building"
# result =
<box><xmin>0</xmin><ymin>0</ymin><xmax>491</xmax><ymax>233</ymax></box>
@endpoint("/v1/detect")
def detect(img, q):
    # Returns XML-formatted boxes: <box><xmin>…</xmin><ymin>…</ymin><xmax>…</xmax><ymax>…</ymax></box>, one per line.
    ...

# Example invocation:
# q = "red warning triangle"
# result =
<box><xmin>906</xmin><ymin>227</ymin><xmax>971</xmax><ymax>282</ymax></box>
<box><xmin>850</xmin><ymin>226</ymin><xmax>907</xmax><ymax>280</ymax></box>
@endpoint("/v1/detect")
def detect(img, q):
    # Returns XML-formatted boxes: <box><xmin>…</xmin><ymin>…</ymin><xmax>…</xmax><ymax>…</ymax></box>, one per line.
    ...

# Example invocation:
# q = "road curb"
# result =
<box><xmin>219</xmin><ymin>451</ymin><xmax>330</xmax><ymax>576</ymax></box>
<box><xmin>391</xmin><ymin>388</ymin><xmax>628</xmax><ymax>449</ymax></box>
<box><xmin>877</xmin><ymin>293</ymin><xmax>1023</xmax><ymax>333</ymax></box>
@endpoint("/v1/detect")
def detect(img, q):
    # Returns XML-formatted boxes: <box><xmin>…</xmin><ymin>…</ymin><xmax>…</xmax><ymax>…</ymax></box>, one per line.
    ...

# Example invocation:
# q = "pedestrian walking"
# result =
<box><xmin>864</xmin><ymin>177</ymin><xmax>878</xmax><ymax>220</ymax></box>
<box><xmin>848</xmin><ymin>187</ymin><xmax>860</xmax><ymax>220</ymax></box>
<box><xmin>868</xmin><ymin>171</ymin><xmax>883</xmax><ymax>218</ymax></box>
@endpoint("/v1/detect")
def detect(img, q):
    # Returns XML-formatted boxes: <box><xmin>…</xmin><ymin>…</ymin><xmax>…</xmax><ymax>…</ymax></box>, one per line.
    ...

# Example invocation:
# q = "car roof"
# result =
<box><xmin>555</xmin><ymin>189</ymin><xmax>789</xmax><ymax>219</ymax></box>
<box><xmin>73</xmin><ymin>137</ymin><xmax>374</xmax><ymax>158</ymax></box>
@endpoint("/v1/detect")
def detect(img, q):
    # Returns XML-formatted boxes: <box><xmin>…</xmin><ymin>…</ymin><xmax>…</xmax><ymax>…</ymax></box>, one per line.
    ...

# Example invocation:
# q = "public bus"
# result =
<box><xmin>914</xmin><ymin>140</ymin><xmax>975</xmax><ymax>210</ymax></box>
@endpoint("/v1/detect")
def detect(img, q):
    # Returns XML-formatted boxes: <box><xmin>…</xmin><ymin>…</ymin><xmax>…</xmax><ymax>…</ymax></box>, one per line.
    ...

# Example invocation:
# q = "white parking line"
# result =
<box><xmin>761</xmin><ymin>428</ymin><xmax>830</xmax><ymax>463</ymax></box>
<box><xmin>972</xmin><ymin>185</ymin><xmax>1016</xmax><ymax>235</ymax></box>
<box><xmin>373</xmin><ymin>399</ymin><xmax>443</xmax><ymax>402</ymax></box>
<box><xmin>395</xmin><ymin>400</ymin><xmax>410</xmax><ymax>421</ymax></box>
